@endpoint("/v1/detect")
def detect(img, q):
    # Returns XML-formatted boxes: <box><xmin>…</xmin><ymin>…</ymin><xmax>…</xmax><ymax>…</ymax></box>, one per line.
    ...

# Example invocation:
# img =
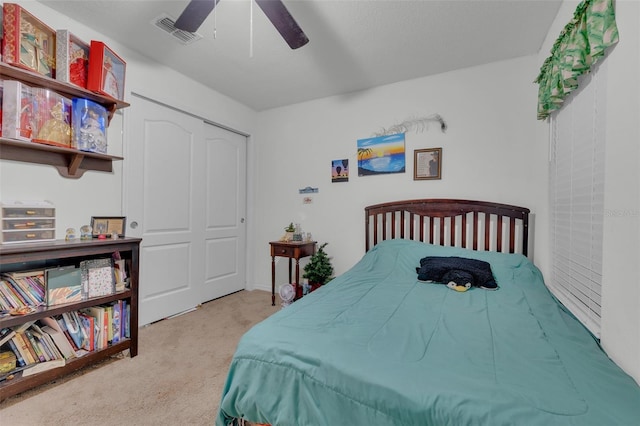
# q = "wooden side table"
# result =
<box><xmin>270</xmin><ymin>241</ymin><xmax>316</xmax><ymax>305</ymax></box>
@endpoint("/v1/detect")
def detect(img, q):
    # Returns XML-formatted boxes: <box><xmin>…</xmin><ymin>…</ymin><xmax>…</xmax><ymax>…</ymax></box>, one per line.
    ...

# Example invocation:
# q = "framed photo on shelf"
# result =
<box><xmin>90</xmin><ymin>216</ymin><xmax>126</xmax><ymax>238</ymax></box>
<box><xmin>414</xmin><ymin>148</ymin><xmax>442</xmax><ymax>180</ymax></box>
<box><xmin>2</xmin><ymin>3</ymin><xmax>56</xmax><ymax>78</ymax></box>
<box><xmin>87</xmin><ymin>41</ymin><xmax>126</xmax><ymax>101</ymax></box>
<box><xmin>56</xmin><ymin>30</ymin><xmax>90</xmax><ymax>88</ymax></box>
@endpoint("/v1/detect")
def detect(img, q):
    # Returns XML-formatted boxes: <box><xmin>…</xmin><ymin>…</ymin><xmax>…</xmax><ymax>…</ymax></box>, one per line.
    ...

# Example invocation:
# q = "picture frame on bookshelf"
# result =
<box><xmin>90</xmin><ymin>216</ymin><xmax>126</xmax><ymax>238</ymax></box>
<box><xmin>87</xmin><ymin>41</ymin><xmax>126</xmax><ymax>101</ymax></box>
<box><xmin>2</xmin><ymin>3</ymin><xmax>56</xmax><ymax>78</ymax></box>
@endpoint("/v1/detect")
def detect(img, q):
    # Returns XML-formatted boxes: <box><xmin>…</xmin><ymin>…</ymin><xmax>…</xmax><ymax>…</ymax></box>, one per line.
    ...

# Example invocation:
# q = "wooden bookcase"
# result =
<box><xmin>0</xmin><ymin>62</ymin><xmax>129</xmax><ymax>178</ymax></box>
<box><xmin>0</xmin><ymin>237</ymin><xmax>140</xmax><ymax>401</ymax></box>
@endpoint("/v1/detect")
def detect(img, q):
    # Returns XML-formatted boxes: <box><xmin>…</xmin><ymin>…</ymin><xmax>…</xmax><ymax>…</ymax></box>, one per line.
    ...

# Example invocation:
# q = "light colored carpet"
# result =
<box><xmin>0</xmin><ymin>290</ymin><xmax>279</xmax><ymax>425</ymax></box>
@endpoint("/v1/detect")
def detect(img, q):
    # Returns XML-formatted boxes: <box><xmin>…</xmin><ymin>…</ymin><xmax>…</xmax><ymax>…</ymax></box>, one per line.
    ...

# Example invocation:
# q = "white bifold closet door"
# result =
<box><xmin>125</xmin><ymin>94</ymin><xmax>246</xmax><ymax>326</ymax></box>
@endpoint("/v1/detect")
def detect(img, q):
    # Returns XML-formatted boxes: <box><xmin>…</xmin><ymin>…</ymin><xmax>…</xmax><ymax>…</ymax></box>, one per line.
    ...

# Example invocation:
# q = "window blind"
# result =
<box><xmin>549</xmin><ymin>62</ymin><xmax>606</xmax><ymax>337</ymax></box>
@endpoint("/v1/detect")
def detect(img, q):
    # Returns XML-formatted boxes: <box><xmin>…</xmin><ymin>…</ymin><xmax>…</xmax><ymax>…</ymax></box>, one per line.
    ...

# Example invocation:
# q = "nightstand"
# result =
<box><xmin>270</xmin><ymin>241</ymin><xmax>316</xmax><ymax>305</ymax></box>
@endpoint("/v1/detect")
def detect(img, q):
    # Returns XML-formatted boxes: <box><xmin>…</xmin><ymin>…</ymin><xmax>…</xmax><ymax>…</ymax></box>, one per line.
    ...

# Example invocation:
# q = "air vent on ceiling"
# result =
<box><xmin>152</xmin><ymin>13</ymin><xmax>203</xmax><ymax>45</ymax></box>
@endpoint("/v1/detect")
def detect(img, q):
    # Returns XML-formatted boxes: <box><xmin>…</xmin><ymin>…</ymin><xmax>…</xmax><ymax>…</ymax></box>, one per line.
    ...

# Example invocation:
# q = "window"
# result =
<box><xmin>549</xmin><ymin>62</ymin><xmax>607</xmax><ymax>337</ymax></box>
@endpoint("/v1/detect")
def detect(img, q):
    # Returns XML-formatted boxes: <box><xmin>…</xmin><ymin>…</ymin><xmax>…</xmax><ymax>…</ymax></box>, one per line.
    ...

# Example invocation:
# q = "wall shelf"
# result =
<box><xmin>0</xmin><ymin>62</ymin><xmax>129</xmax><ymax>111</ymax></box>
<box><xmin>0</xmin><ymin>137</ymin><xmax>123</xmax><ymax>178</ymax></box>
<box><xmin>0</xmin><ymin>62</ymin><xmax>129</xmax><ymax>178</ymax></box>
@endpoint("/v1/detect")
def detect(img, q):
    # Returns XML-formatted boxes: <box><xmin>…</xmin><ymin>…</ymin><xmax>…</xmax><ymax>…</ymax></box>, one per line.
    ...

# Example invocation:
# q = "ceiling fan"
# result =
<box><xmin>174</xmin><ymin>0</ymin><xmax>309</xmax><ymax>49</ymax></box>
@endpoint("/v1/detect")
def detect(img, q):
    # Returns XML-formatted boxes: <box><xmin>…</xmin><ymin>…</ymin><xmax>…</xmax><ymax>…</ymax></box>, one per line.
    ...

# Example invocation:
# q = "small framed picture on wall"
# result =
<box><xmin>414</xmin><ymin>148</ymin><xmax>442</xmax><ymax>180</ymax></box>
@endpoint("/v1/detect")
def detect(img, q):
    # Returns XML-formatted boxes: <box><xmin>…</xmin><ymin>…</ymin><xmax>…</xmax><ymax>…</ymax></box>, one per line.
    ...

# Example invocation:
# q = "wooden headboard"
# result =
<box><xmin>365</xmin><ymin>199</ymin><xmax>530</xmax><ymax>256</ymax></box>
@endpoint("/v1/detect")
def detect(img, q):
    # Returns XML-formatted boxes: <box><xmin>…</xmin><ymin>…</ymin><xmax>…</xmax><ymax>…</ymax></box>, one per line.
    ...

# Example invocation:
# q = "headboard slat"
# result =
<box><xmin>461</xmin><ymin>214</ymin><xmax>467</xmax><ymax>249</ymax></box>
<box><xmin>497</xmin><ymin>215</ymin><xmax>503</xmax><ymax>252</ymax></box>
<box><xmin>365</xmin><ymin>199</ymin><xmax>530</xmax><ymax>256</ymax></box>
<box><xmin>509</xmin><ymin>217</ymin><xmax>516</xmax><ymax>253</ymax></box>
<box><xmin>473</xmin><ymin>211</ymin><xmax>479</xmax><ymax>251</ymax></box>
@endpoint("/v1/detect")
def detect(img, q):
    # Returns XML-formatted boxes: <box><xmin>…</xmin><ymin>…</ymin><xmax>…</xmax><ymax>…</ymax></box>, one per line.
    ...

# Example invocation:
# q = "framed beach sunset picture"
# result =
<box><xmin>357</xmin><ymin>133</ymin><xmax>406</xmax><ymax>176</ymax></box>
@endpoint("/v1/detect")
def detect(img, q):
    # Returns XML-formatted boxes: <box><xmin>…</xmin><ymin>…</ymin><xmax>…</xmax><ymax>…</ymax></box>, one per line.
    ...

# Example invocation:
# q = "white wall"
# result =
<box><xmin>0</xmin><ymin>0</ymin><xmax>257</xmax><ymax>236</ymax></box>
<box><xmin>600</xmin><ymin>0</ymin><xmax>640</xmax><ymax>383</ymax></box>
<box><xmin>536</xmin><ymin>0</ymin><xmax>640</xmax><ymax>383</ymax></box>
<box><xmin>251</xmin><ymin>55</ymin><xmax>548</xmax><ymax>290</ymax></box>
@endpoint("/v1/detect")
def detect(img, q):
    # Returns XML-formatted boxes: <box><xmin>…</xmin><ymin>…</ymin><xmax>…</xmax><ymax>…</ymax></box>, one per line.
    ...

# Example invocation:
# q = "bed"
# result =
<box><xmin>216</xmin><ymin>199</ymin><xmax>640</xmax><ymax>425</ymax></box>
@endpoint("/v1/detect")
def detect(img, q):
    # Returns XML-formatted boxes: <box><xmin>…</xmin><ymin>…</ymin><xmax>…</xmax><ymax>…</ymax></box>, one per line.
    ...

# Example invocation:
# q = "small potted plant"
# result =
<box><xmin>303</xmin><ymin>242</ymin><xmax>334</xmax><ymax>292</ymax></box>
<box><xmin>284</xmin><ymin>222</ymin><xmax>295</xmax><ymax>241</ymax></box>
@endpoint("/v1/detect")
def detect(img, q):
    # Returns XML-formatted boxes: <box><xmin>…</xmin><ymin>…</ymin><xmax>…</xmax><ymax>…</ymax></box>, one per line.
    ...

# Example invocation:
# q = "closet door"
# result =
<box><xmin>202</xmin><ymin>123</ymin><xmax>247</xmax><ymax>302</ymax></box>
<box><xmin>125</xmin><ymin>94</ymin><xmax>205</xmax><ymax>325</ymax></box>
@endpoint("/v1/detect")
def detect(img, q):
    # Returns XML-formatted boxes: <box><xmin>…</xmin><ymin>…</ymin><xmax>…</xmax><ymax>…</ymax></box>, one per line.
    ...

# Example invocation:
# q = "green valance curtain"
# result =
<box><xmin>535</xmin><ymin>0</ymin><xmax>619</xmax><ymax>120</ymax></box>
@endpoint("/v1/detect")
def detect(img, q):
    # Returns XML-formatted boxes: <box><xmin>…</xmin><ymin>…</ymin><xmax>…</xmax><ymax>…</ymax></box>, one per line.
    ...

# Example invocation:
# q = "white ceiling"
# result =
<box><xmin>39</xmin><ymin>0</ymin><xmax>562</xmax><ymax>111</ymax></box>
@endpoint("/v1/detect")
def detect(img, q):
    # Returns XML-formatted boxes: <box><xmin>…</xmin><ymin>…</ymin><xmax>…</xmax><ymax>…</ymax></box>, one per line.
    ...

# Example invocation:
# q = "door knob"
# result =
<box><xmin>130</xmin><ymin>221</ymin><xmax>138</xmax><ymax>229</ymax></box>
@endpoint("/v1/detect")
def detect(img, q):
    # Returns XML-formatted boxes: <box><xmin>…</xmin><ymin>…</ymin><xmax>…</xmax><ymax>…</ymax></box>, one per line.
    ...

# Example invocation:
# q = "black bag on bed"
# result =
<box><xmin>416</xmin><ymin>256</ymin><xmax>498</xmax><ymax>289</ymax></box>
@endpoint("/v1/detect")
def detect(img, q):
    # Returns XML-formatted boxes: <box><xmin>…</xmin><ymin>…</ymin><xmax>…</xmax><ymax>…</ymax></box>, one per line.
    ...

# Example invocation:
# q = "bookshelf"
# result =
<box><xmin>0</xmin><ymin>62</ymin><xmax>129</xmax><ymax>178</ymax></box>
<box><xmin>0</xmin><ymin>237</ymin><xmax>140</xmax><ymax>401</ymax></box>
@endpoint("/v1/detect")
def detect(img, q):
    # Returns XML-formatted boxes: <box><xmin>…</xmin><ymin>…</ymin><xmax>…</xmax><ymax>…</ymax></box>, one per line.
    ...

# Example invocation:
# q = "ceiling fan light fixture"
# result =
<box><xmin>174</xmin><ymin>0</ymin><xmax>308</xmax><ymax>49</ymax></box>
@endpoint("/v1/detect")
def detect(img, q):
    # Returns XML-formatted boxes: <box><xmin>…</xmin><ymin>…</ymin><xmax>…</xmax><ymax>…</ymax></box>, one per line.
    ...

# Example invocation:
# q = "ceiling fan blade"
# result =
<box><xmin>255</xmin><ymin>0</ymin><xmax>309</xmax><ymax>49</ymax></box>
<box><xmin>174</xmin><ymin>0</ymin><xmax>220</xmax><ymax>33</ymax></box>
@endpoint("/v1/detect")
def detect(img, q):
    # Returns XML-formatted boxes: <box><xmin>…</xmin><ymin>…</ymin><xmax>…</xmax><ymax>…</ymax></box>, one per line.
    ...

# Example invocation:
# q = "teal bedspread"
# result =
<box><xmin>217</xmin><ymin>240</ymin><xmax>640</xmax><ymax>425</ymax></box>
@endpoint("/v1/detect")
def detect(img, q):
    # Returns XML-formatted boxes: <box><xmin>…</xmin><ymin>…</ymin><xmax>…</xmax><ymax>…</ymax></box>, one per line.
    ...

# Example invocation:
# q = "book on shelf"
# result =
<box><xmin>81</xmin><ymin>258</ymin><xmax>115</xmax><ymax>298</ymax></box>
<box><xmin>11</xmin><ymin>333</ymin><xmax>36</xmax><ymax>365</ymax></box>
<box><xmin>21</xmin><ymin>359</ymin><xmax>65</xmax><ymax>377</ymax></box>
<box><xmin>81</xmin><ymin>306</ymin><xmax>107</xmax><ymax>350</ymax></box>
<box><xmin>52</xmin><ymin>316</ymin><xmax>81</xmax><ymax>355</ymax></box>
<box><xmin>77</xmin><ymin>312</ymin><xmax>95</xmax><ymax>352</ymax></box>
<box><xmin>1</xmin><ymin>270</ymin><xmax>46</xmax><ymax>308</ymax></box>
<box><xmin>24</xmin><ymin>330</ymin><xmax>46</xmax><ymax>362</ymax></box>
<box><xmin>45</xmin><ymin>266</ymin><xmax>82</xmax><ymax>306</ymax></box>
<box><xmin>1</xmin><ymin>279</ymin><xmax>29</xmax><ymax>307</ymax></box>
<box><xmin>0</xmin><ymin>327</ymin><xmax>16</xmax><ymax>347</ymax></box>
<box><xmin>39</xmin><ymin>319</ymin><xmax>76</xmax><ymax>360</ymax></box>
<box><xmin>0</xmin><ymin>283</ymin><xmax>18</xmax><ymax>310</ymax></box>
<box><xmin>123</xmin><ymin>300</ymin><xmax>130</xmax><ymax>339</ymax></box>
<box><xmin>17</xmin><ymin>331</ymin><xmax>40</xmax><ymax>364</ymax></box>
<box><xmin>111</xmin><ymin>301</ymin><xmax>122</xmax><ymax>344</ymax></box>
<box><xmin>30</xmin><ymin>325</ymin><xmax>60</xmax><ymax>361</ymax></box>
<box><xmin>0</xmin><ymin>280</ymin><xmax>27</xmax><ymax>308</ymax></box>
<box><xmin>61</xmin><ymin>312</ymin><xmax>90</xmax><ymax>352</ymax></box>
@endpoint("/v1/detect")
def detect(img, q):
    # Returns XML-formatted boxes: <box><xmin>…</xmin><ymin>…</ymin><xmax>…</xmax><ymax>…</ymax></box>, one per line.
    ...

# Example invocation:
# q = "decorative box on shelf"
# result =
<box><xmin>2</xmin><ymin>3</ymin><xmax>55</xmax><ymax>78</ymax></box>
<box><xmin>0</xmin><ymin>80</ymin><xmax>4</xmax><ymax>137</ymax></box>
<box><xmin>72</xmin><ymin>98</ymin><xmax>108</xmax><ymax>153</ymax></box>
<box><xmin>1</xmin><ymin>80</ymin><xmax>37</xmax><ymax>141</ymax></box>
<box><xmin>56</xmin><ymin>30</ymin><xmax>90</xmax><ymax>89</ymax></box>
<box><xmin>31</xmin><ymin>89</ymin><xmax>73</xmax><ymax>148</ymax></box>
<box><xmin>2</xmin><ymin>82</ymin><xmax>72</xmax><ymax>147</ymax></box>
<box><xmin>1</xmin><ymin>200</ymin><xmax>56</xmax><ymax>244</ymax></box>
<box><xmin>87</xmin><ymin>41</ymin><xmax>126</xmax><ymax>102</ymax></box>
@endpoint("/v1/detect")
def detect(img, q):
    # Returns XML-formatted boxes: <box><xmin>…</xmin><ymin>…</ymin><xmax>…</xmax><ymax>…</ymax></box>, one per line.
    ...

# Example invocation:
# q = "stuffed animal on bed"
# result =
<box><xmin>416</xmin><ymin>256</ymin><xmax>498</xmax><ymax>290</ymax></box>
<box><xmin>442</xmin><ymin>269</ymin><xmax>474</xmax><ymax>292</ymax></box>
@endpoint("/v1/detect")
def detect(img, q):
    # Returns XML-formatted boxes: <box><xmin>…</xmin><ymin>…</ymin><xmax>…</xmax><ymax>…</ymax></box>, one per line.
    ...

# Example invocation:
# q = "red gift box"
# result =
<box><xmin>87</xmin><ymin>41</ymin><xmax>126</xmax><ymax>101</ymax></box>
<box><xmin>2</xmin><ymin>3</ymin><xmax>55</xmax><ymax>78</ymax></box>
